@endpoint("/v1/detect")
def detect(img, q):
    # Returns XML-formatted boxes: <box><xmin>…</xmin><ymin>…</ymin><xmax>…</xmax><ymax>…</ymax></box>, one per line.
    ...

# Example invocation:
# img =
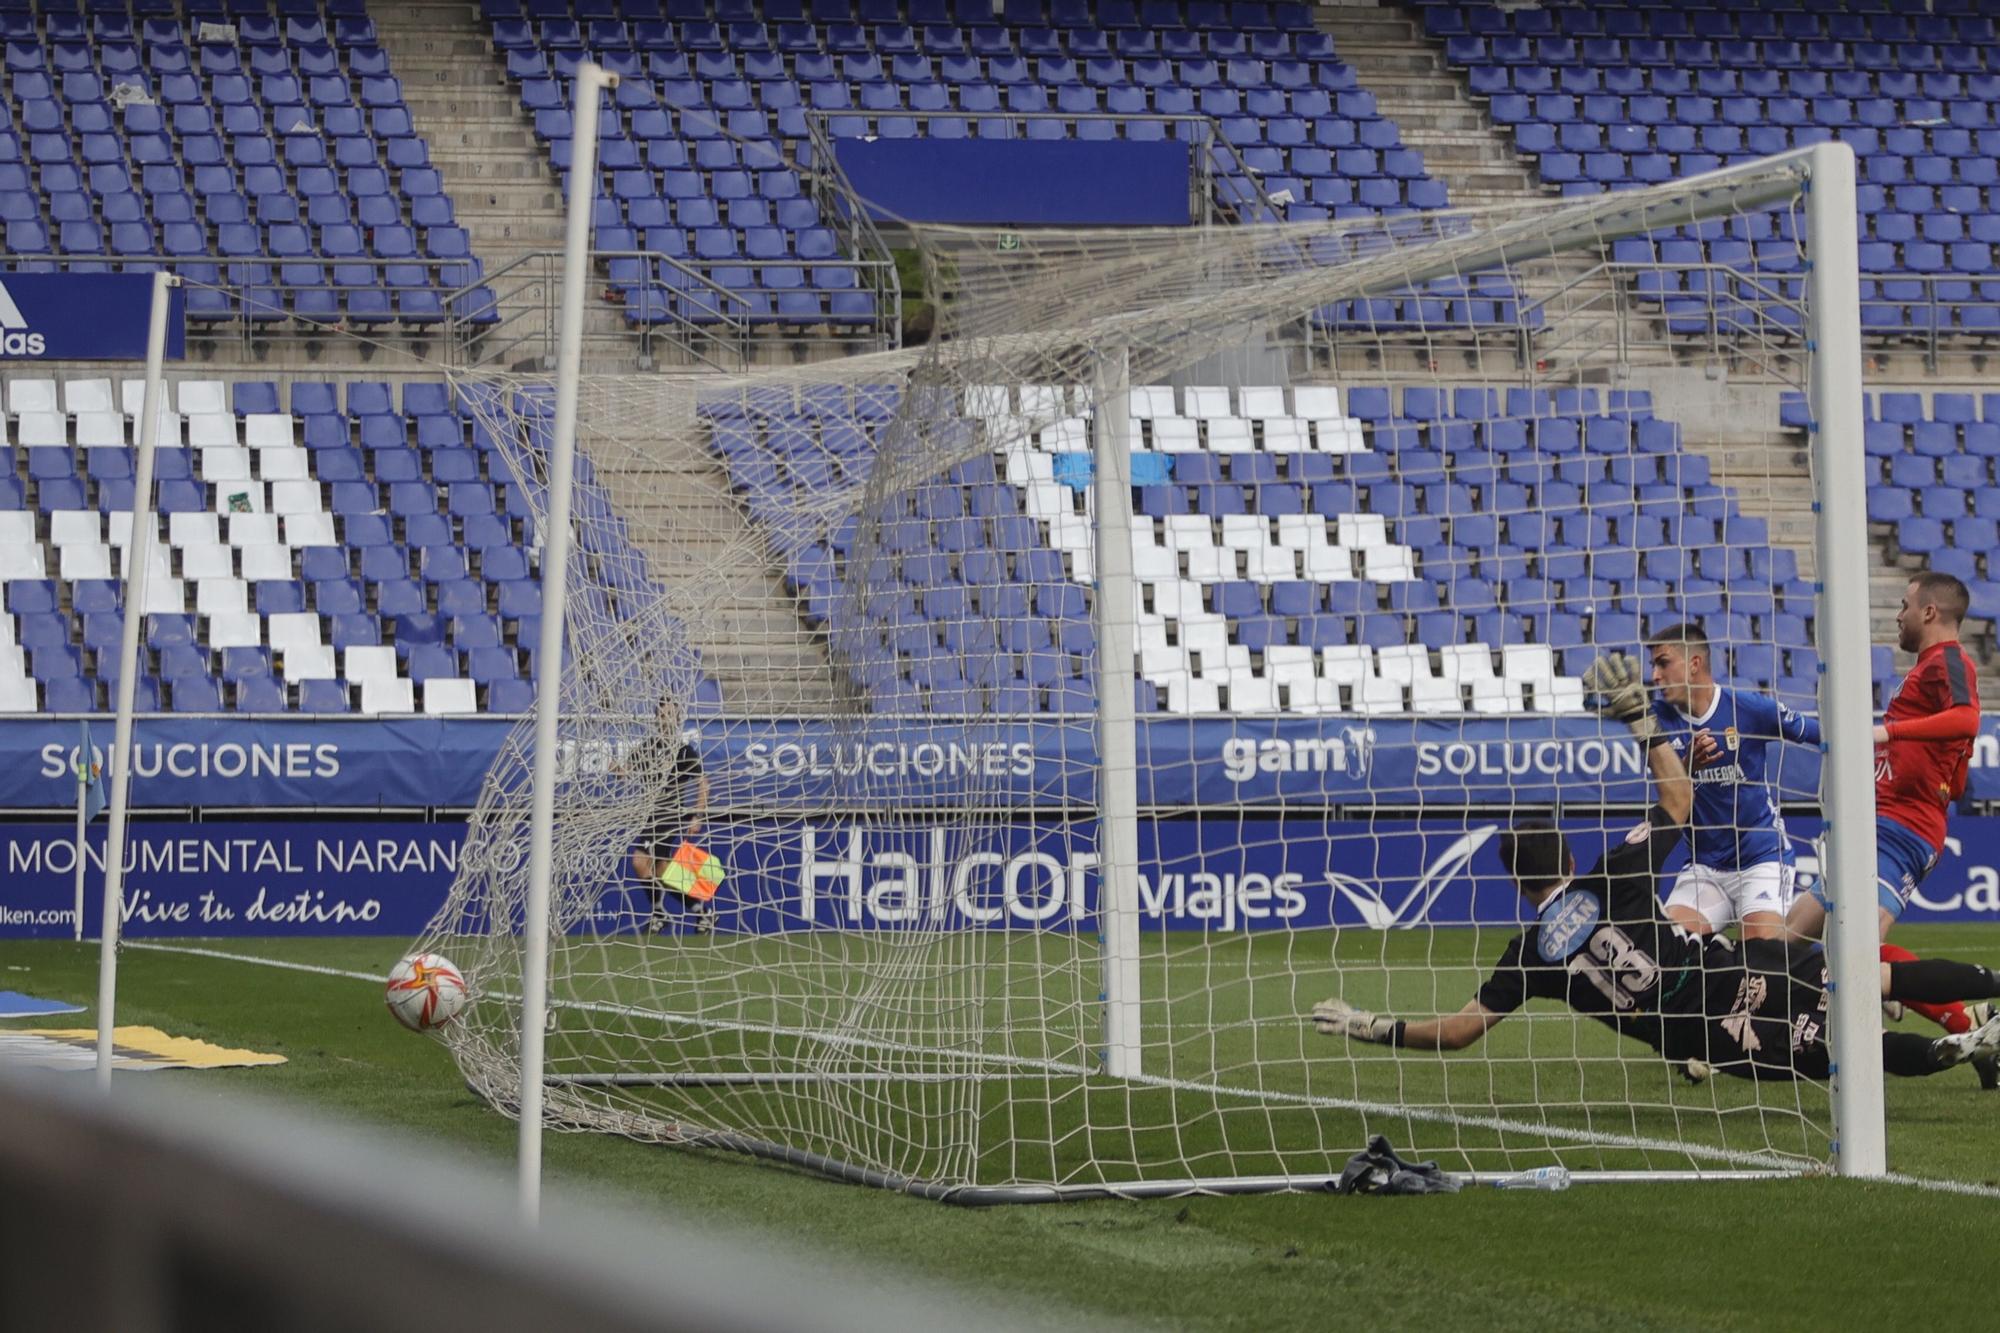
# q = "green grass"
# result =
<box><xmin>3</xmin><ymin>927</ymin><xmax>1997</xmax><ymax>1331</ymax></box>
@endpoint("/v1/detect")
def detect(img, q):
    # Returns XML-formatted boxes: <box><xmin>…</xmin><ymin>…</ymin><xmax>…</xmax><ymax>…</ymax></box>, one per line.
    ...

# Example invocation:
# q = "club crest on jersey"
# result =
<box><xmin>1537</xmin><ymin>892</ymin><xmax>1601</xmax><ymax>962</ymax></box>
<box><xmin>1723</xmin><ymin>726</ymin><xmax>1739</xmax><ymax>751</ymax></box>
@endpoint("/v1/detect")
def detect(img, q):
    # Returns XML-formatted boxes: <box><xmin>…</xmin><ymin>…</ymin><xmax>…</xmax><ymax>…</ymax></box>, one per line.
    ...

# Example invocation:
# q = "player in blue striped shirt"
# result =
<box><xmin>1647</xmin><ymin>623</ymin><xmax>1821</xmax><ymax>941</ymax></box>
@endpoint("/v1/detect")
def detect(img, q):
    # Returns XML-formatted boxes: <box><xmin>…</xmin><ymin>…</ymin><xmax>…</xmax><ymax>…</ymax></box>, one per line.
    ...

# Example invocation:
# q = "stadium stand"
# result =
<box><xmin>0</xmin><ymin>375</ymin><xmax>718</xmax><ymax>715</ymax></box>
<box><xmin>1420</xmin><ymin>0</ymin><xmax>2000</xmax><ymax>337</ymax></box>
<box><xmin>723</xmin><ymin>379</ymin><xmax>1867</xmax><ymax>716</ymax></box>
<box><xmin>488</xmin><ymin>0</ymin><xmax>1538</xmax><ymax>334</ymax></box>
<box><xmin>0</xmin><ymin>1</ymin><xmax>496</xmax><ymax>331</ymax></box>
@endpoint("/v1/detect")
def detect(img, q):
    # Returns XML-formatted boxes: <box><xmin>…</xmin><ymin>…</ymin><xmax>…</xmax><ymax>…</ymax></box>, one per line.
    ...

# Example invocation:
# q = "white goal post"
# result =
<box><xmin>422</xmin><ymin>74</ymin><xmax>1881</xmax><ymax>1206</ymax></box>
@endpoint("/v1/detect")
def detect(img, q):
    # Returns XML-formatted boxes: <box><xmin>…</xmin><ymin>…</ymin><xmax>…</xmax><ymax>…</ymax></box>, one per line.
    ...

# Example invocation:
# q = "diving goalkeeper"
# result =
<box><xmin>1311</xmin><ymin>652</ymin><xmax>2000</xmax><ymax>1084</ymax></box>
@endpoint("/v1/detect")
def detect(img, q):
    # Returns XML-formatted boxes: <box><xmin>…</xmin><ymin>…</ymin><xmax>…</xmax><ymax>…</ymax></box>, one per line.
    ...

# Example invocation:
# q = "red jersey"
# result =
<box><xmin>1876</xmin><ymin>640</ymin><xmax>1982</xmax><ymax>851</ymax></box>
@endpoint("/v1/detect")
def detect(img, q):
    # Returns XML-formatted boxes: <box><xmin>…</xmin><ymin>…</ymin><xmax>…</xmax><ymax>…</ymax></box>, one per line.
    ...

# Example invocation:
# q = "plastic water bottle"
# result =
<box><xmin>1492</xmin><ymin>1165</ymin><xmax>1571</xmax><ymax>1191</ymax></box>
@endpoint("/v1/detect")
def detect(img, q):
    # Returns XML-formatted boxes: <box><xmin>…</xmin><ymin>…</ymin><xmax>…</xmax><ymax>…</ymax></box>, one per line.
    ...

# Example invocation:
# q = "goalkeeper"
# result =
<box><xmin>624</xmin><ymin>699</ymin><xmax>713</xmax><ymax>935</ymax></box>
<box><xmin>1312</xmin><ymin>652</ymin><xmax>2000</xmax><ymax>1084</ymax></box>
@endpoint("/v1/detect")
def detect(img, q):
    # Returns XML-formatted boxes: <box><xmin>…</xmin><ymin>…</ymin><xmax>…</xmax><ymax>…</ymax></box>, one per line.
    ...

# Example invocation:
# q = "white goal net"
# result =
<box><xmin>414</xmin><ymin>145</ymin><xmax>1880</xmax><ymax>1199</ymax></box>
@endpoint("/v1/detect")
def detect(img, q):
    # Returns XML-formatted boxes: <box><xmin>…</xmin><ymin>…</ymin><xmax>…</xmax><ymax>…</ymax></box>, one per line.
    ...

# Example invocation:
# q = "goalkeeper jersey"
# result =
<box><xmin>1647</xmin><ymin>686</ymin><xmax>1819</xmax><ymax>872</ymax></box>
<box><xmin>1476</xmin><ymin>808</ymin><xmax>1727</xmax><ymax>1053</ymax></box>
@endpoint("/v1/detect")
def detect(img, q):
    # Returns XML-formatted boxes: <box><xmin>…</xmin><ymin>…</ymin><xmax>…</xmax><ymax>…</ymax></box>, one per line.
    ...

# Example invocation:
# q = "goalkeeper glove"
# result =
<box><xmin>1313</xmin><ymin>997</ymin><xmax>1400</xmax><ymax>1045</ymax></box>
<box><xmin>1582</xmin><ymin>651</ymin><xmax>1660</xmax><ymax>744</ymax></box>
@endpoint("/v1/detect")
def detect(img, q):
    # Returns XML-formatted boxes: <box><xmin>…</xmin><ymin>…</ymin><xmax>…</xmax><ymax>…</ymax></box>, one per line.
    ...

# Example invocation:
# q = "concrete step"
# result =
<box><xmin>420</xmin><ymin>151</ymin><xmax>550</xmax><ymax>180</ymax></box>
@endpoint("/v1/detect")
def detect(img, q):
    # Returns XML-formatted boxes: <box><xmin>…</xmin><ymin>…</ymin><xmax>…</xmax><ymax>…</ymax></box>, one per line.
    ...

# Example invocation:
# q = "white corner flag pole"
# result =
<box><xmin>72</xmin><ymin>742</ymin><xmax>87</xmax><ymax>943</ymax></box>
<box><xmin>95</xmin><ymin>270</ymin><xmax>178</xmax><ymax>1090</ymax></box>
<box><xmin>1804</xmin><ymin>141</ymin><xmax>1886</xmax><ymax>1177</ymax></box>
<box><xmin>518</xmin><ymin>60</ymin><xmax>616</xmax><ymax>1223</ymax></box>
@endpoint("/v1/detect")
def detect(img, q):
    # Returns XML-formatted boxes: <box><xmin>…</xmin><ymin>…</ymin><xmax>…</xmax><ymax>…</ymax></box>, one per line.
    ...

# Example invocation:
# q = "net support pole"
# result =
<box><xmin>94</xmin><ymin>269</ymin><xmax>177</xmax><ymax>1091</ymax></box>
<box><xmin>518</xmin><ymin>59</ymin><xmax>617</xmax><ymax>1223</ymax></box>
<box><xmin>1093</xmin><ymin>348</ymin><xmax>1142</xmax><ymax>1080</ymax></box>
<box><xmin>72</xmin><ymin>752</ymin><xmax>87</xmax><ymax>943</ymax></box>
<box><xmin>1805</xmin><ymin>140</ymin><xmax>1885</xmax><ymax>1178</ymax></box>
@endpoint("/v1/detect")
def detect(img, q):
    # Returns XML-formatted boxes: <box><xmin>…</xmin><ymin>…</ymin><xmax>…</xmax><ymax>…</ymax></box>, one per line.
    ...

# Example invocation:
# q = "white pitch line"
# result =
<box><xmin>129</xmin><ymin>940</ymin><xmax>2000</xmax><ymax>1198</ymax></box>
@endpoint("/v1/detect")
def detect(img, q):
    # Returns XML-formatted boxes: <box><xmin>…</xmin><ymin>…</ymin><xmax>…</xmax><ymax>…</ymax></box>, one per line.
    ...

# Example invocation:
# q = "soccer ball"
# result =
<box><xmin>385</xmin><ymin>953</ymin><xmax>469</xmax><ymax>1032</ymax></box>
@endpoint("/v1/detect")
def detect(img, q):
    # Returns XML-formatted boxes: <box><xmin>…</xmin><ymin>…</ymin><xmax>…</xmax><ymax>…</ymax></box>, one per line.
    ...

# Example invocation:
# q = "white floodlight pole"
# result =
<box><xmin>1093</xmin><ymin>350</ymin><xmax>1143</xmax><ymax>1079</ymax></box>
<box><xmin>95</xmin><ymin>270</ymin><xmax>177</xmax><ymax>1090</ymax></box>
<box><xmin>518</xmin><ymin>60</ymin><xmax>616</xmax><ymax>1223</ymax></box>
<box><xmin>1805</xmin><ymin>142</ymin><xmax>1885</xmax><ymax>1177</ymax></box>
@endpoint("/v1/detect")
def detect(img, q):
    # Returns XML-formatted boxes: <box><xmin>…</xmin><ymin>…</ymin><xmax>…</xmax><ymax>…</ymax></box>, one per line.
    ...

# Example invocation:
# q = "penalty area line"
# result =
<box><xmin>130</xmin><ymin>941</ymin><xmax>2000</xmax><ymax>1200</ymax></box>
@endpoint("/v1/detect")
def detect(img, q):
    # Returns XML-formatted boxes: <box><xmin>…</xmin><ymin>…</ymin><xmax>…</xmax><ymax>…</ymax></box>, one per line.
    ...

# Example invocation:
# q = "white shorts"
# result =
<box><xmin>1665</xmin><ymin>860</ymin><xmax>1796</xmax><ymax>932</ymax></box>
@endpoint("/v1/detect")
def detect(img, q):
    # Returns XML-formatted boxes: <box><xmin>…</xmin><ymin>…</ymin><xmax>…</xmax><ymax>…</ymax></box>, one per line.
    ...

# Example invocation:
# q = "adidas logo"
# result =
<box><xmin>0</xmin><ymin>280</ymin><xmax>47</xmax><ymax>357</ymax></box>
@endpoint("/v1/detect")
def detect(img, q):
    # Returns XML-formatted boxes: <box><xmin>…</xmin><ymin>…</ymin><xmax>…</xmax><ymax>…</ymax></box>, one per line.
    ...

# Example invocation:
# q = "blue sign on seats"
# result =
<box><xmin>0</xmin><ymin>272</ymin><xmax>186</xmax><ymax>360</ymax></box>
<box><xmin>833</xmin><ymin>138</ymin><xmax>1193</xmax><ymax>226</ymax></box>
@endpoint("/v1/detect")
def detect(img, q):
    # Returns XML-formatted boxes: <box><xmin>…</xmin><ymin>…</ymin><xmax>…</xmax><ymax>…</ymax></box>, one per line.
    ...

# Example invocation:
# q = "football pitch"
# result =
<box><xmin>3</xmin><ymin>924</ymin><xmax>1997</xmax><ymax>1331</ymax></box>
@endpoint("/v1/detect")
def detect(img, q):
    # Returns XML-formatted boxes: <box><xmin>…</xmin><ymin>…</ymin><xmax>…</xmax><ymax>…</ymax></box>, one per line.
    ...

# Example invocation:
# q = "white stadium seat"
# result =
<box><xmin>1182</xmin><ymin>546</ymin><xmax>1231</xmax><ymax>581</ymax></box>
<box><xmin>180</xmin><ymin>543</ymin><xmax>236</xmax><ymax>581</ymax></box>
<box><xmin>240</xmin><ymin>544</ymin><xmax>294</xmax><ymax>582</ymax></box>
<box><xmin>1131</xmin><ymin>542</ymin><xmax>1180</xmax><ymax>583</ymax></box>
<box><xmin>281</xmin><ymin>642</ymin><xmax>337</xmax><ymax>682</ymax></box>
<box><xmin>1374</xmin><ymin>645</ymin><xmax>1433</xmax><ymax>685</ymax></box>
<box><xmin>1180</xmin><ymin>614</ymin><xmax>1231</xmax><ymax>659</ymax></box>
<box><xmin>964</xmin><ymin>385</ymin><xmax>1011</xmax><ymax>417</ymax></box>
<box><xmin>267</xmin><ymin>611</ymin><xmax>323</xmax><ymax>654</ymax></box>
<box><xmin>1355</xmin><ymin>675</ymin><xmax>1405</xmax><ymax>715</ymax></box>
<box><xmin>360</xmin><ymin>678</ymin><xmax>416</xmax><ymax>715</ymax></box>
<box><xmin>257</xmin><ymin>446</ymin><xmax>311</xmax><ymax>481</ymax></box>
<box><xmin>1363</xmin><ymin>545</ymin><xmax>1416</xmax><ymax>581</ymax></box>
<box><xmin>74</xmin><ymin>412</ymin><xmax>126</xmax><ymax>448</ymax></box>
<box><xmin>1128</xmin><ymin>386</ymin><xmax>1176</xmax><ymax>419</ymax></box>
<box><xmin>1292</xmin><ymin>386</ymin><xmax>1341</xmax><ymax>420</ymax></box>
<box><xmin>187</xmin><ymin>414</ymin><xmax>239</xmax><ymax>447</ymax></box>
<box><xmin>213</xmin><ymin>483</ymin><xmax>266</xmax><ymax>515</ymax></box>
<box><xmin>1002</xmin><ymin>446</ymin><xmax>1053</xmax><ymax>486</ymax></box>
<box><xmin>2</xmin><ymin>545</ymin><xmax>45</xmax><ymax>577</ymax></box>
<box><xmin>195</xmin><ymin>578</ymin><xmax>248</xmax><ymax>616</ymax></box>
<box><xmin>1411</xmin><ymin>676</ymin><xmax>1462</xmax><ymax>714</ymax></box>
<box><xmin>200</xmin><ymin>446</ymin><xmax>254</xmax><ymax>482</ymax></box>
<box><xmin>1067</xmin><ymin>543</ymin><xmax>1093</xmax><ymax>585</ymax></box>
<box><xmin>118</xmin><ymin>543</ymin><xmax>172</xmax><ymax>579</ymax></box>
<box><xmin>1337</xmin><ymin>514</ymin><xmax>1389</xmax><ymax>549</ymax></box>
<box><xmin>1149</xmin><ymin>417</ymin><xmax>1200</xmax><ymax>452</ymax></box>
<box><xmin>1218</xmin><ymin>514</ymin><xmax>1267</xmax><ymax>553</ymax></box>
<box><xmin>1260</xmin><ymin>417</ymin><xmax>1310</xmax><ymax>450</ymax></box>
<box><xmin>1242</xmin><ymin>545</ymin><xmax>1298</xmax><ymax>583</ymax></box>
<box><xmin>0</xmin><ymin>643</ymin><xmax>25</xmax><ymax>677</ymax></box>
<box><xmin>1184</xmin><ymin>386</ymin><xmax>1231</xmax><ymax>419</ymax></box>
<box><xmin>206</xmin><ymin>612</ymin><xmax>262</xmax><ymax>650</ymax></box>
<box><xmin>1239</xmin><ymin>386</ymin><xmax>1286</xmax><ymax>419</ymax></box>
<box><xmin>227</xmin><ymin>513</ymin><xmax>280</xmax><ymax>547</ymax></box>
<box><xmin>1163</xmin><ymin>514</ymin><xmax>1213</xmax><ymax>551</ymax></box>
<box><xmin>1039</xmin><ymin>417</ymin><xmax>1088</xmax><ymax>451</ymax></box>
<box><xmin>269</xmin><ymin>481</ymin><xmax>324</xmax><ymax>516</ymax></box>
<box><xmin>15</xmin><ymin>412</ymin><xmax>66</xmax><ymax>446</ymax></box>
<box><xmin>1501</xmin><ymin>644</ymin><xmax>1557</xmax><ymax>685</ymax></box>
<box><xmin>1147</xmin><ymin>578</ymin><xmax>1203</xmax><ymax>619</ymax></box>
<box><xmin>7</xmin><ymin>378</ymin><xmax>57</xmax><ymax>414</ymax></box>
<box><xmin>1225</xmin><ymin>671</ymin><xmax>1278</xmax><ymax>713</ymax></box>
<box><xmin>1314</xmin><ymin>419</ymin><xmax>1367</xmax><ymax>453</ymax></box>
<box><xmin>176</xmin><ymin>380</ymin><xmax>228</xmax><ymax>417</ymax></box>
<box><xmin>0</xmin><ymin>511</ymin><xmax>33</xmax><ymax>546</ymax></box>
<box><xmin>243</xmin><ymin>414</ymin><xmax>295</xmax><ymax>449</ymax></box>
<box><xmin>344</xmin><ymin>645</ymin><xmax>398</xmax><ymax>683</ymax></box>
<box><xmin>1019</xmin><ymin>384</ymin><xmax>1066</xmax><ymax>419</ymax></box>
<box><xmin>140</xmin><ymin>577</ymin><xmax>186</xmax><ymax>615</ymax></box>
<box><xmin>59</xmin><ymin>544</ymin><xmax>112</xmax><ymax>580</ymax></box>
<box><xmin>62</xmin><ymin>377</ymin><xmax>114</xmax><ymax>414</ymax></box>
<box><xmin>50</xmin><ymin>510</ymin><xmax>101</xmax><ymax>547</ymax></box>
<box><xmin>1205</xmin><ymin>417</ymin><xmax>1254</xmax><ymax>453</ymax></box>
<box><xmin>169</xmin><ymin>512</ymin><xmax>221</xmax><ymax>548</ymax></box>
<box><xmin>423</xmin><ymin>678</ymin><xmax>479</xmax><ymax>715</ymax></box>
<box><xmin>1537</xmin><ymin>678</ymin><xmax>1588</xmax><ymax>715</ymax></box>
<box><xmin>284</xmin><ymin>513</ymin><xmax>336</xmax><ymax>548</ymax></box>
<box><xmin>0</xmin><ymin>675</ymin><xmax>37</xmax><ymax>713</ymax></box>
<box><xmin>1321</xmin><ymin>645</ymin><xmax>1374</xmax><ymax>691</ymax></box>
<box><xmin>1164</xmin><ymin>676</ymin><xmax>1223</xmax><ymax>714</ymax></box>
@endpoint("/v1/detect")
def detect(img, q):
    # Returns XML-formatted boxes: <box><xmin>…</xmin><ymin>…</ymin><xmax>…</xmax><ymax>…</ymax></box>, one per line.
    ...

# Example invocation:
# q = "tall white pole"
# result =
<box><xmin>1804</xmin><ymin>142</ymin><xmax>1885</xmax><ymax>1177</ymax></box>
<box><xmin>95</xmin><ymin>270</ymin><xmax>177</xmax><ymax>1090</ymax></box>
<box><xmin>518</xmin><ymin>60</ymin><xmax>616</xmax><ymax>1223</ymax></box>
<box><xmin>1093</xmin><ymin>351</ymin><xmax>1143</xmax><ymax>1079</ymax></box>
<box><xmin>72</xmin><ymin>748</ymin><xmax>87</xmax><ymax>943</ymax></box>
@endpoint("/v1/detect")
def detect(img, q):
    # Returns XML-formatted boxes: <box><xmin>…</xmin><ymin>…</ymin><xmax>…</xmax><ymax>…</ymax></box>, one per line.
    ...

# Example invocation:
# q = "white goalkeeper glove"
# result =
<box><xmin>1312</xmin><ymin>997</ymin><xmax>1400</xmax><ymax>1045</ymax></box>
<box><xmin>1582</xmin><ymin>650</ymin><xmax>1660</xmax><ymax>744</ymax></box>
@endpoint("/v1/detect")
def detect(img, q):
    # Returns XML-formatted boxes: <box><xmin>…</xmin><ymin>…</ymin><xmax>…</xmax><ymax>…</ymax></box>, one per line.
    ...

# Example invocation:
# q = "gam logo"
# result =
<box><xmin>1221</xmin><ymin>728</ymin><xmax>1374</xmax><ymax>784</ymax></box>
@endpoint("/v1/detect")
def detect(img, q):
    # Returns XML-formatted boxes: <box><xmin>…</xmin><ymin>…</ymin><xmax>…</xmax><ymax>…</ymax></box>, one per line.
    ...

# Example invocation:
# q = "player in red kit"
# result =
<box><xmin>1787</xmin><ymin>572</ymin><xmax>1992</xmax><ymax>1080</ymax></box>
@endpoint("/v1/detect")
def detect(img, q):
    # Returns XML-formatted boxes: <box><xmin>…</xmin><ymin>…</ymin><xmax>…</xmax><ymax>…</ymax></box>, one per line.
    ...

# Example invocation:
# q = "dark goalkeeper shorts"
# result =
<box><xmin>1675</xmin><ymin>938</ymin><xmax>1833</xmax><ymax>1082</ymax></box>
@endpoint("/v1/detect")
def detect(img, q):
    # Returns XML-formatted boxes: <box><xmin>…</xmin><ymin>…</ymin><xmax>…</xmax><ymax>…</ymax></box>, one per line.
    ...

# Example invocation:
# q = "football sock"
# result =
<box><xmin>1882</xmin><ymin>1031</ymin><xmax>1954</xmax><ymax>1078</ymax></box>
<box><xmin>1881</xmin><ymin>945</ymin><xmax>1977</xmax><ymax>1035</ymax></box>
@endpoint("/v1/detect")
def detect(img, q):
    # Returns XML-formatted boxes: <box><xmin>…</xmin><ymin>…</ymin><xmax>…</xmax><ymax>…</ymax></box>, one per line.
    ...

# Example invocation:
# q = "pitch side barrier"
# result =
<box><xmin>17</xmin><ymin>711</ymin><xmax>2000</xmax><ymax>812</ymax></box>
<box><xmin>0</xmin><ymin>1066</ymin><xmax>1049</xmax><ymax>1333</ymax></box>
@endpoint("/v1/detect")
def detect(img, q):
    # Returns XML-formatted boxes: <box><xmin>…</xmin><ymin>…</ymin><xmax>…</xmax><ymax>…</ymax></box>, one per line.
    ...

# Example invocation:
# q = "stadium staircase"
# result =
<box><xmin>371</xmin><ymin>0</ymin><xmax>642</xmax><ymax>369</ymax></box>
